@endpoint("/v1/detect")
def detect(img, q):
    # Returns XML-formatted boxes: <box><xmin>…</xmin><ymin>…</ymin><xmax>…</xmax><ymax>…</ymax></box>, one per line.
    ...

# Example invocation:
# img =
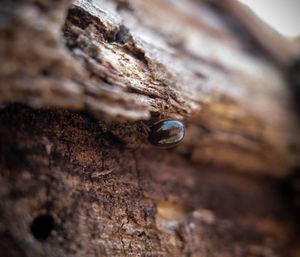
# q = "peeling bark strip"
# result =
<box><xmin>0</xmin><ymin>0</ymin><xmax>300</xmax><ymax>256</ymax></box>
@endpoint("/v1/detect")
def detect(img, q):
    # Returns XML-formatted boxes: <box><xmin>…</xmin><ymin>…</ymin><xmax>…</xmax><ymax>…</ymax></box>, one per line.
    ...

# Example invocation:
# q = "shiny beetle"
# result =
<box><xmin>148</xmin><ymin>119</ymin><xmax>186</xmax><ymax>148</ymax></box>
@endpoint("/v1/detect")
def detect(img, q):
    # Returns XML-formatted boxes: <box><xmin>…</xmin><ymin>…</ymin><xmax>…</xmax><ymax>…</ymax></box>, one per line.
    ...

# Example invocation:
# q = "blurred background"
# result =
<box><xmin>238</xmin><ymin>0</ymin><xmax>300</xmax><ymax>38</ymax></box>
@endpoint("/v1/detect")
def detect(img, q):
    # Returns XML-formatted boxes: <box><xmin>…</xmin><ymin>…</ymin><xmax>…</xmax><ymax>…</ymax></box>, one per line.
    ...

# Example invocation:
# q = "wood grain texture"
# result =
<box><xmin>0</xmin><ymin>105</ymin><xmax>299</xmax><ymax>257</ymax></box>
<box><xmin>1</xmin><ymin>0</ymin><xmax>299</xmax><ymax>176</ymax></box>
<box><xmin>0</xmin><ymin>0</ymin><xmax>300</xmax><ymax>256</ymax></box>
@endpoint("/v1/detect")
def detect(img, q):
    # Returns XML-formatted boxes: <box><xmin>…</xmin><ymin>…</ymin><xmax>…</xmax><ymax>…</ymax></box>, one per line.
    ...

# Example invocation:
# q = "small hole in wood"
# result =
<box><xmin>114</xmin><ymin>25</ymin><xmax>130</xmax><ymax>44</ymax></box>
<box><xmin>30</xmin><ymin>214</ymin><xmax>54</xmax><ymax>241</ymax></box>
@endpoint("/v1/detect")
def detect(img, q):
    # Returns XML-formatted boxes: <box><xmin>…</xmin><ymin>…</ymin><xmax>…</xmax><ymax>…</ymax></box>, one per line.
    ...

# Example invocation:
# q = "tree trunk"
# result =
<box><xmin>0</xmin><ymin>0</ymin><xmax>299</xmax><ymax>256</ymax></box>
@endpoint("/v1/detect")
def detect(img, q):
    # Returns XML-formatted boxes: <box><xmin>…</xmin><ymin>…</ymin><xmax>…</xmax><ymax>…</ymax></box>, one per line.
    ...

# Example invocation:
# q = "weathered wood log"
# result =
<box><xmin>0</xmin><ymin>0</ymin><xmax>300</xmax><ymax>256</ymax></box>
<box><xmin>1</xmin><ymin>0</ymin><xmax>299</xmax><ymax>176</ymax></box>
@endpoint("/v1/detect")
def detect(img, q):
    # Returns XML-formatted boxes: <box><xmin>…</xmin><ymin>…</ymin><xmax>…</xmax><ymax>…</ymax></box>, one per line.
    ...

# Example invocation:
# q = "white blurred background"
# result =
<box><xmin>238</xmin><ymin>0</ymin><xmax>300</xmax><ymax>38</ymax></box>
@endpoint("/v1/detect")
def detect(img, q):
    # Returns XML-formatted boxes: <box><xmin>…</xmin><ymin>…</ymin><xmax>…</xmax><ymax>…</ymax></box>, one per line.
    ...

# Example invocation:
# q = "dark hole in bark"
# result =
<box><xmin>114</xmin><ymin>25</ymin><xmax>130</xmax><ymax>44</ymax></box>
<box><xmin>30</xmin><ymin>214</ymin><xmax>54</xmax><ymax>241</ymax></box>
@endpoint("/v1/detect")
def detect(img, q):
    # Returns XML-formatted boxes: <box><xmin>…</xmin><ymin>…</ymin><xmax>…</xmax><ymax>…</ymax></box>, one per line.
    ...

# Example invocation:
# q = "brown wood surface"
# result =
<box><xmin>0</xmin><ymin>0</ymin><xmax>300</xmax><ymax>256</ymax></box>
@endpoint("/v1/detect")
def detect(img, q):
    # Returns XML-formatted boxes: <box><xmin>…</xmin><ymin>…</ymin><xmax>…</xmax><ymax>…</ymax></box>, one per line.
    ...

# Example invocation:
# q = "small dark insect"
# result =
<box><xmin>148</xmin><ymin>119</ymin><xmax>186</xmax><ymax>148</ymax></box>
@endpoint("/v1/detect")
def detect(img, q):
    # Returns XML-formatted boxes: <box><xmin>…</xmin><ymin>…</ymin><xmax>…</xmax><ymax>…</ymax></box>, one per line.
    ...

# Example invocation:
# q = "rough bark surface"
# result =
<box><xmin>0</xmin><ymin>0</ymin><xmax>300</xmax><ymax>256</ymax></box>
<box><xmin>1</xmin><ymin>0</ymin><xmax>300</xmax><ymax>175</ymax></box>
<box><xmin>1</xmin><ymin>105</ymin><xmax>299</xmax><ymax>257</ymax></box>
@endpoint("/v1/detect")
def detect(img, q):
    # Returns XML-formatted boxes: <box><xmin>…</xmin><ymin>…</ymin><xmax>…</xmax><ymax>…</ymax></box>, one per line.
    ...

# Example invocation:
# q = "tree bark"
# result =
<box><xmin>0</xmin><ymin>0</ymin><xmax>299</xmax><ymax>256</ymax></box>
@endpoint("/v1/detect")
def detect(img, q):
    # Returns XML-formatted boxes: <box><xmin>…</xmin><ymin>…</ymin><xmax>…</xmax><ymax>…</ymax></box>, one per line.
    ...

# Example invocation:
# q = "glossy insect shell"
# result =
<box><xmin>148</xmin><ymin>119</ymin><xmax>186</xmax><ymax>147</ymax></box>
